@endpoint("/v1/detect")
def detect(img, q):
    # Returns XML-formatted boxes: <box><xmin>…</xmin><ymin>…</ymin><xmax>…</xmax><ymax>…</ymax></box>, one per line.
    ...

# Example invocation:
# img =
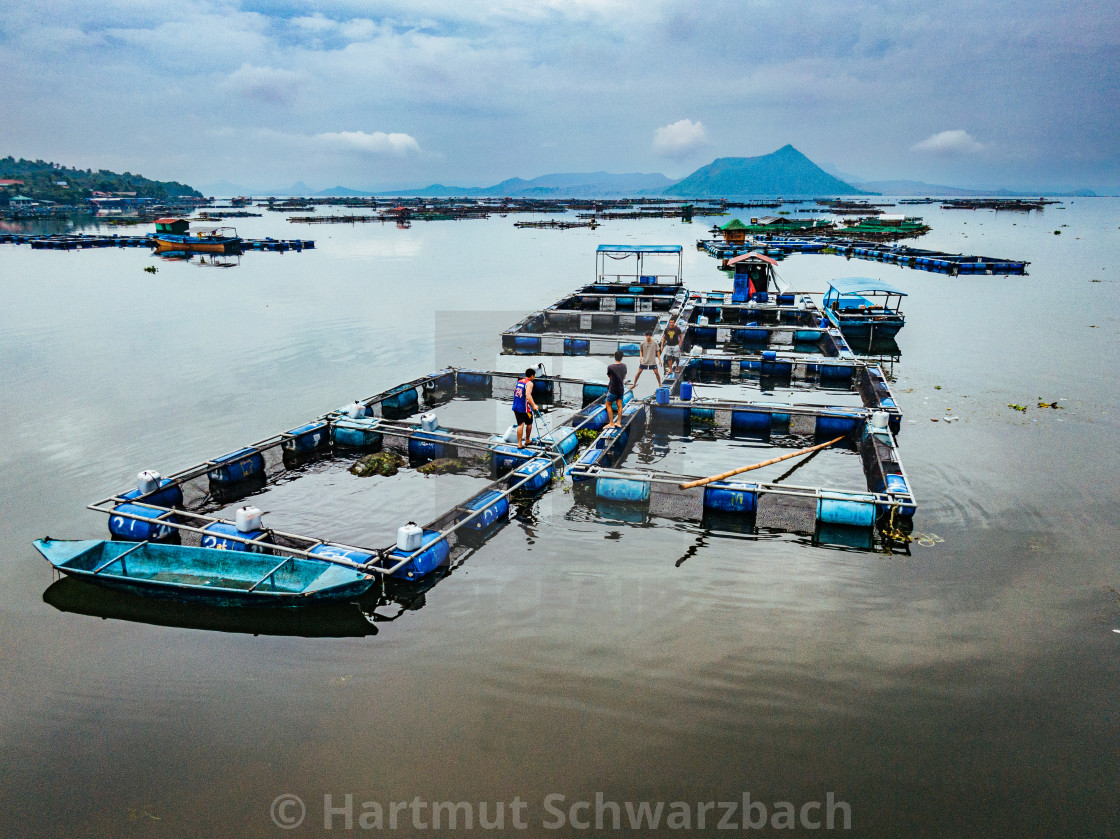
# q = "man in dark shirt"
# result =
<box><xmin>605</xmin><ymin>350</ymin><xmax>627</xmax><ymax>428</ymax></box>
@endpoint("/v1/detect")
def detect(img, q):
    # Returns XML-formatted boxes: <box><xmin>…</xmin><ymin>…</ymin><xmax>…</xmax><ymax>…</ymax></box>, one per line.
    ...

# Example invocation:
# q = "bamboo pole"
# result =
<box><xmin>677</xmin><ymin>436</ymin><xmax>846</xmax><ymax>490</ymax></box>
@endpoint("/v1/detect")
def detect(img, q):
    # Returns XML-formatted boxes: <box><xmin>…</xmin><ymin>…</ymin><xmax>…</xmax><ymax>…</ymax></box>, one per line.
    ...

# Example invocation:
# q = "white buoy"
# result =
<box><xmin>420</xmin><ymin>412</ymin><xmax>439</xmax><ymax>433</ymax></box>
<box><xmin>348</xmin><ymin>401</ymin><xmax>366</xmax><ymax>419</ymax></box>
<box><xmin>235</xmin><ymin>506</ymin><xmax>263</xmax><ymax>533</ymax></box>
<box><xmin>396</xmin><ymin>521</ymin><xmax>423</xmax><ymax>552</ymax></box>
<box><xmin>137</xmin><ymin>470</ymin><xmax>161</xmax><ymax>494</ymax></box>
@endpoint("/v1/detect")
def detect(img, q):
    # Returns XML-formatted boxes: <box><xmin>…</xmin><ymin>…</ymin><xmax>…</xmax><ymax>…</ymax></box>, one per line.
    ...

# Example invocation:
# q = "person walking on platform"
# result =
<box><xmin>511</xmin><ymin>368</ymin><xmax>538</xmax><ymax>448</ymax></box>
<box><xmin>605</xmin><ymin>351</ymin><xmax>628</xmax><ymax>428</ymax></box>
<box><xmin>633</xmin><ymin>331</ymin><xmax>662</xmax><ymax>387</ymax></box>
<box><xmin>661</xmin><ymin>316</ymin><xmax>683</xmax><ymax>375</ymax></box>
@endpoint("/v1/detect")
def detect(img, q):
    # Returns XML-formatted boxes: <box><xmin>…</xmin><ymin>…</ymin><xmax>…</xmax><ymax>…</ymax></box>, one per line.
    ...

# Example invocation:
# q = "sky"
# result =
<box><xmin>1</xmin><ymin>0</ymin><xmax>1117</xmax><ymax>192</ymax></box>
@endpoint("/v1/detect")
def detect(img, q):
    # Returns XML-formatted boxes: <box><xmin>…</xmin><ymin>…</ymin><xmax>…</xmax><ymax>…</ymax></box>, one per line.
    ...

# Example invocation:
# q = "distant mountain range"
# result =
<box><xmin>199</xmin><ymin>146</ymin><xmax>1097</xmax><ymax>198</ymax></box>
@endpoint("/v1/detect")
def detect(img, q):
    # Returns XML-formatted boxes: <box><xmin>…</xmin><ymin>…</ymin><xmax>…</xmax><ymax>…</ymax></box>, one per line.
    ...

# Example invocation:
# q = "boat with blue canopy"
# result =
<box><xmin>822</xmin><ymin>277</ymin><xmax>907</xmax><ymax>340</ymax></box>
<box><xmin>33</xmin><ymin>538</ymin><xmax>376</xmax><ymax>607</ymax></box>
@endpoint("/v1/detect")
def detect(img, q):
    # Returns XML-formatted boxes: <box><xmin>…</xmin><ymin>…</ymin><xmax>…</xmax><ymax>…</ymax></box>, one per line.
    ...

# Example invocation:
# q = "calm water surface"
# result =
<box><xmin>1</xmin><ymin>201</ymin><xmax>1118</xmax><ymax>837</ymax></box>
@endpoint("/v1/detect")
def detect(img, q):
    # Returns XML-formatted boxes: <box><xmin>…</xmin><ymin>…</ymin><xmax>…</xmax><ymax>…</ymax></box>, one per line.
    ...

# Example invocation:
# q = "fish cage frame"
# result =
<box><xmin>568</xmin><ymin>410</ymin><xmax>917</xmax><ymax>550</ymax></box>
<box><xmin>88</xmin><ymin>369</ymin><xmax>648</xmax><ymax>580</ymax></box>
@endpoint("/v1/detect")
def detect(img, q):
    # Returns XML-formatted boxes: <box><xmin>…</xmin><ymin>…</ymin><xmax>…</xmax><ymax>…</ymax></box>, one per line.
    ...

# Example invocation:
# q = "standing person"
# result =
<box><xmin>511</xmin><ymin>367</ymin><xmax>538</xmax><ymax>448</ymax></box>
<box><xmin>605</xmin><ymin>351</ymin><xmax>628</xmax><ymax>429</ymax></box>
<box><xmin>633</xmin><ymin>330</ymin><xmax>662</xmax><ymax>387</ymax></box>
<box><xmin>660</xmin><ymin>315</ymin><xmax>683</xmax><ymax>375</ymax></box>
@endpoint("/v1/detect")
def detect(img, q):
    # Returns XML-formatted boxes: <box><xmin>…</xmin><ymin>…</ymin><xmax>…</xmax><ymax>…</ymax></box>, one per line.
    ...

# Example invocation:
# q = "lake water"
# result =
<box><xmin>1</xmin><ymin>200</ymin><xmax>1118</xmax><ymax>837</ymax></box>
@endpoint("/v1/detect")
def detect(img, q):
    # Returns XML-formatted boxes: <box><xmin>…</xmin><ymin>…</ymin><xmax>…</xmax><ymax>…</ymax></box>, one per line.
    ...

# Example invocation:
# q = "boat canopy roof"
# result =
<box><xmin>596</xmin><ymin>244</ymin><xmax>682</xmax><ymax>254</ymax></box>
<box><xmin>828</xmin><ymin>276</ymin><xmax>908</xmax><ymax>296</ymax></box>
<box><xmin>727</xmin><ymin>251</ymin><xmax>779</xmax><ymax>267</ymax></box>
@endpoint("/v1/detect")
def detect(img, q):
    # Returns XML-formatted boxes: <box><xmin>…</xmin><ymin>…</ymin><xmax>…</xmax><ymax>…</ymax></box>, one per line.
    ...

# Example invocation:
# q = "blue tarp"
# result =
<box><xmin>828</xmin><ymin>277</ymin><xmax>907</xmax><ymax>296</ymax></box>
<box><xmin>596</xmin><ymin>245</ymin><xmax>683</xmax><ymax>254</ymax></box>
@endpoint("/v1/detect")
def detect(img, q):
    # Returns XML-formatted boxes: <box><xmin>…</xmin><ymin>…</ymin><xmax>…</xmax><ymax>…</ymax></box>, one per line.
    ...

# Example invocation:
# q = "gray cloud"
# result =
<box><xmin>0</xmin><ymin>0</ymin><xmax>1116</xmax><ymax>190</ymax></box>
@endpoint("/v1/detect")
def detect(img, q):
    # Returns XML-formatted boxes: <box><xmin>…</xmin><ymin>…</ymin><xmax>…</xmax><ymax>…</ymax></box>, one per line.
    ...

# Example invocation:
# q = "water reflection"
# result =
<box><xmin>156</xmin><ymin>250</ymin><xmax>241</xmax><ymax>268</ymax></box>
<box><xmin>43</xmin><ymin>576</ymin><xmax>378</xmax><ymax>637</ymax></box>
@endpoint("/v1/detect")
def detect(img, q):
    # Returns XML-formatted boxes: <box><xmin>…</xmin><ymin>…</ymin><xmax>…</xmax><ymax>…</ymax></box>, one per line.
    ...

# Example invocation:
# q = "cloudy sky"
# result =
<box><xmin>2</xmin><ymin>0</ymin><xmax>1117</xmax><ymax>191</ymax></box>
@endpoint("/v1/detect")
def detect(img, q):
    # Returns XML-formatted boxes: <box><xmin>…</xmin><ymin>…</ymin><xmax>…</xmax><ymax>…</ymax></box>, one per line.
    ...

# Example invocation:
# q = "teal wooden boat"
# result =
<box><xmin>822</xmin><ymin>277</ymin><xmax>907</xmax><ymax>340</ymax></box>
<box><xmin>33</xmin><ymin>538</ymin><xmax>376</xmax><ymax>607</ymax></box>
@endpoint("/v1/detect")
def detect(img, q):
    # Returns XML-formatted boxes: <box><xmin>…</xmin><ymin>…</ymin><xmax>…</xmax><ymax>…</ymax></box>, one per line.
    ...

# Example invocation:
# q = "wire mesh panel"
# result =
<box><xmin>755</xmin><ymin>491</ymin><xmax>817</xmax><ymax>532</ymax></box>
<box><xmin>790</xmin><ymin>413</ymin><xmax>816</xmax><ymax>437</ymax></box>
<box><xmin>590</xmin><ymin>338</ymin><xmax>618</xmax><ymax>356</ymax></box>
<box><xmin>649</xmin><ymin>483</ymin><xmax>705</xmax><ymax>521</ymax></box>
<box><xmin>541</xmin><ymin>337</ymin><xmax>565</xmax><ymax>354</ymax></box>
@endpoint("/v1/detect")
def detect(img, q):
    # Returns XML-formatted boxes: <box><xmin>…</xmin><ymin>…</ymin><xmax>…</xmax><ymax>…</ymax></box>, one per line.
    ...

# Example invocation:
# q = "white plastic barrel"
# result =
<box><xmin>137</xmin><ymin>470</ymin><xmax>162</xmax><ymax>494</ymax></box>
<box><xmin>236</xmin><ymin>506</ymin><xmax>263</xmax><ymax>533</ymax></box>
<box><xmin>348</xmin><ymin>401</ymin><xmax>366</xmax><ymax>419</ymax></box>
<box><xmin>503</xmin><ymin>425</ymin><xmax>519</xmax><ymax>444</ymax></box>
<box><xmin>534</xmin><ymin>363</ymin><xmax>547</xmax><ymax>378</ymax></box>
<box><xmin>697</xmin><ymin>315</ymin><xmax>709</xmax><ymax>326</ymax></box>
<box><xmin>871</xmin><ymin>411</ymin><xmax>890</xmax><ymax>429</ymax></box>
<box><xmin>397</xmin><ymin>521</ymin><xmax>423</xmax><ymax>552</ymax></box>
<box><xmin>420</xmin><ymin>412</ymin><xmax>439</xmax><ymax>432</ymax></box>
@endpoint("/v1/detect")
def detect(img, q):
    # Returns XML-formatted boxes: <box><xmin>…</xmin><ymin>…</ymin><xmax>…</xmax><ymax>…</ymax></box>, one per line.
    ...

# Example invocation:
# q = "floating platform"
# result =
<box><xmin>569</xmin><ymin>397</ymin><xmax>915</xmax><ymax>549</ymax></box>
<box><xmin>0</xmin><ymin>232</ymin><xmax>315</xmax><ymax>252</ymax></box>
<box><xmin>88</xmin><ymin>369</ymin><xmax>646</xmax><ymax>582</ymax></box>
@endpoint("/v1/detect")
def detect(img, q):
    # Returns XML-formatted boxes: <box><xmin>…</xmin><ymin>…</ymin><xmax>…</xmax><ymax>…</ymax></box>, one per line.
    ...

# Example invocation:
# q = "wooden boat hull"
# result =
<box><xmin>824</xmin><ymin>309</ymin><xmax>904</xmax><ymax>339</ymax></box>
<box><xmin>153</xmin><ymin>235</ymin><xmax>241</xmax><ymax>254</ymax></box>
<box><xmin>33</xmin><ymin>538</ymin><xmax>375</xmax><ymax>607</ymax></box>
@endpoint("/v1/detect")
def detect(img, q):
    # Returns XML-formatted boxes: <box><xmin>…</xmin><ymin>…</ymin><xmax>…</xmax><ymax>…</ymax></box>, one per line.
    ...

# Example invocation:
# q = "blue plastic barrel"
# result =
<box><xmin>545</xmin><ymin>425</ymin><xmax>579</xmax><ymax>457</ymax></box>
<box><xmin>456</xmin><ymin>371</ymin><xmax>492</xmax><ymax>396</ymax></box>
<box><xmin>490</xmin><ymin>443</ymin><xmax>535</xmax><ymax>474</ymax></box>
<box><xmin>281</xmin><ymin>421</ymin><xmax>328</xmax><ymax>456</ymax></box>
<box><xmin>731</xmin><ymin>410</ymin><xmax>770</xmax><ymax>437</ymax></box>
<box><xmin>121</xmin><ymin>480</ymin><xmax>183</xmax><ymax>510</ymax></box>
<box><xmin>409</xmin><ymin>430</ymin><xmax>453</xmax><ymax>461</ymax></box>
<box><xmin>703</xmin><ymin>481</ymin><xmax>758</xmax><ymax>514</ymax></box>
<box><xmin>460</xmin><ymin>490</ymin><xmax>510</xmax><ymax>534</ymax></box>
<box><xmin>386</xmin><ymin>530</ymin><xmax>449</xmax><ymax>580</ymax></box>
<box><xmin>201</xmin><ymin>521</ymin><xmax>269</xmax><ymax>552</ymax></box>
<box><xmin>815</xmin><ymin>414</ymin><xmax>858</xmax><ymax>440</ymax></box>
<box><xmin>655</xmin><ymin>386</ymin><xmax>670</xmax><ymax>405</ymax></box>
<box><xmin>510</xmin><ymin>457</ymin><xmax>553</xmax><ymax>493</ymax></box>
<box><xmin>108</xmin><ymin>503</ymin><xmax>177</xmax><ymax>542</ymax></box>
<box><xmin>817</xmin><ymin>493</ymin><xmax>876</xmax><ymax>528</ymax></box>
<box><xmin>564</xmin><ymin>338</ymin><xmax>591</xmax><ymax>355</ymax></box>
<box><xmin>310</xmin><ymin>544</ymin><xmax>374</xmax><ymax>564</ymax></box>
<box><xmin>596</xmin><ymin>477</ymin><xmax>650</xmax><ymax>503</ymax></box>
<box><xmin>513</xmin><ymin>335</ymin><xmax>541</xmax><ymax>353</ymax></box>
<box><xmin>619</xmin><ymin>343</ymin><xmax>640</xmax><ymax>356</ymax></box>
<box><xmin>208</xmin><ymin>447</ymin><xmax>265</xmax><ymax>485</ymax></box>
<box><xmin>583</xmin><ymin>383</ymin><xmax>609</xmax><ymax>404</ymax></box>
<box><xmin>382</xmin><ymin>387</ymin><xmax>420</xmax><ymax>417</ymax></box>
<box><xmin>331</xmin><ymin>418</ymin><xmax>382</xmax><ymax>450</ymax></box>
<box><xmin>885</xmin><ymin>474</ymin><xmax>909</xmax><ymax>494</ymax></box>
<box><xmin>571</xmin><ymin>447</ymin><xmax>606</xmax><ymax>481</ymax></box>
<box><xmin>680</xmin><ymin>382</ymin><xmax>693</xmax><ymax>400</ymax></box>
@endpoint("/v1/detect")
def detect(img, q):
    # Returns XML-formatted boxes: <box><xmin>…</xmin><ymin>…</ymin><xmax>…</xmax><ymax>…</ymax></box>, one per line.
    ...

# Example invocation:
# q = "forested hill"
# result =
<box><xmin>0</xmin><ymin>157</ymin><xmax>202</xmax><ymax>203</ymax></box>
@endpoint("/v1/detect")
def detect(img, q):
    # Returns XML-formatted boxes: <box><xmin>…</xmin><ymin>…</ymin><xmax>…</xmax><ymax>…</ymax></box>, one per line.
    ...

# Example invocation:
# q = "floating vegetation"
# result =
<box><xmin>1008</xmin><ymin>404</ymin><xmax>1027</xmax><ymax>413</ymax></box>
<box><xmin>417</xmin><ymin>458</ymin><xmax>468</xmax><ymax>475</ymax></box>
<box><xmin>349</xmin><ymin>452</ymin><xmax>405</xmax><ymax>477</ymax></box>
<box><xmin>1036</xmin><ymin>399</ymin><xmax>1064</xmax><ymax>409</ymax></box>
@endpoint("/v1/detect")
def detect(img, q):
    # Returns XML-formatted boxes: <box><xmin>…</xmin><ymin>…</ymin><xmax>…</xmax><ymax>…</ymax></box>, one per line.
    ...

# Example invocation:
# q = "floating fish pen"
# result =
<box><xmin>677</xmin><ymin>354</ymin><xmax>902</xmax><ymax>432</ymax></box>
<box><xmin>940</xmin><ymin>198</ymin><xmax>1059</xmax><ymax>212</ymax></box>
<box><xmin>501</xmin><ymin>310</ymin><xmax>672</xmax><ymax>355</ymax></box>
<box><xmin>717</xmin><ymin>236</ymin><xmax>1031</xmax><ymax>275</ymax></box>
<box><xmin>87</xmin><ymin>369</ymin><xmax>647</xmax><ymax>582</ymax></box>
<box><xmin>0</xmin><ymin>232</ymin><xmax>315</xmax><ymax>252</ymax></box>
<box><xmin>514</xmin><ymin>219</ymin><xmax>600</xmax><ymax>229</ymax></box>
<box><xmin>568</xmin><ymin>398</ymin><xmax>915</xmax><ymax>550</ymax></box>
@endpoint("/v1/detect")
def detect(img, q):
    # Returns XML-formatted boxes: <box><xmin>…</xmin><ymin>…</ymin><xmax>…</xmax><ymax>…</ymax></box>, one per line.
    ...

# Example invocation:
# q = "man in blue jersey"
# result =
<box><xmin>512</xmin><ymin>368</ymin><xmax>538</xmax><ymax>448</ymax></box>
